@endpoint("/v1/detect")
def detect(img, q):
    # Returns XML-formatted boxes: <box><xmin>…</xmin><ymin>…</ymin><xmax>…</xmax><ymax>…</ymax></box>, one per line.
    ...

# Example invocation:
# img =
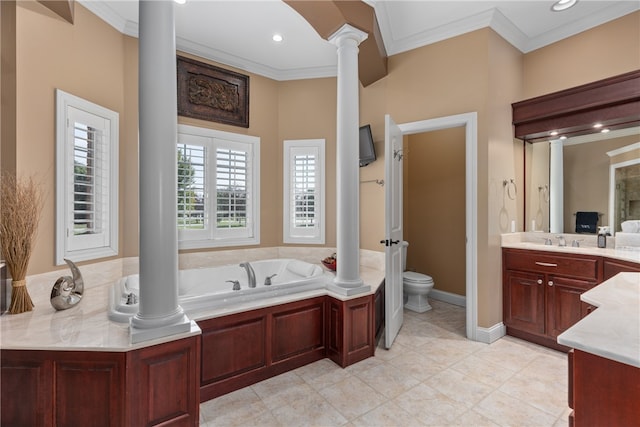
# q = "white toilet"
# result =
<box><xmin>402</xmin><ymin>241</ymin><xmax>435</xmax><ymax>313</ymax></box>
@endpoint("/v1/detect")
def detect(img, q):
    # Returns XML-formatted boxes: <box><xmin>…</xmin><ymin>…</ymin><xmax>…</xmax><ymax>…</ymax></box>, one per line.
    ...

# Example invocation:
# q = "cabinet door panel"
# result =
<box><xmin>272</xmin><ymin>301</ymin><xmax>325</xmax><ymax>362</ymax></box>
<box><xmin>547</xmin><ymin>276</ymin><xmax>595</xmax><ymax>338</ymax></box>
<box><xmin>504</xmin><ymin>271</ymin><xmax>545</xmax><ymax>335</ymax></box>
<box><xmin>55</xmin><ymin>359</ymin><xmax>124</xmax><ymax>427</ymax></box>
<box><xmin>201</xmin><ymin>316</ymin><xmax>266</xmax><ymax>384</ymax></box>
<box><xmin>0</xmin><ymin>356</ymin><xmax>52</xmax><ymax>427</ymax></box>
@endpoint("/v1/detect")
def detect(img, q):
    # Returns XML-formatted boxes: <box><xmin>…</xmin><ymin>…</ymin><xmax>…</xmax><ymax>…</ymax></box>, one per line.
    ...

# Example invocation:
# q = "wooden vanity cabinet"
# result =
<box><xmin>603</xmin><ymin>257</ymin><xmax>640</xmax><ymax>280</ymax></box>
<box><xmin>503</xmin><ymin>248</ymin><xmax>601</xmax><ymax>350</ymax></box>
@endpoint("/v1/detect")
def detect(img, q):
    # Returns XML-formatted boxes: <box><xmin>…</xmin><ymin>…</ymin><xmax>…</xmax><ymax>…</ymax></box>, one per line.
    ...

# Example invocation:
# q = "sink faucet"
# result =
<box><xmin>239</xmin><ymin>262</ymin><xmax>256</xmax><ymax>288</ymax></box>
<box><xmin>557</xmin><ymin>235</ymin><xmax>566</xmax><ymax>247</ymax></box>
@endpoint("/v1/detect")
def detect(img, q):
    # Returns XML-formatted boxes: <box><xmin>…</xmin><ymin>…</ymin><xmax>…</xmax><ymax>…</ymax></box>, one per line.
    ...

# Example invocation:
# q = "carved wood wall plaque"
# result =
<box><xmin>177</xmin><ymin>56</ymin><xmax>249</xmax><ymax>128</ymax></box>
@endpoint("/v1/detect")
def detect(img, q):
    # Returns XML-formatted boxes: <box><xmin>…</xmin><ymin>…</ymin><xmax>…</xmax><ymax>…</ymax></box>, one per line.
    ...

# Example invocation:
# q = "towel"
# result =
<box><xmin>575</xmin><ymin>211</ymin><xmax>599</xmax><ymax>234</ymax></box>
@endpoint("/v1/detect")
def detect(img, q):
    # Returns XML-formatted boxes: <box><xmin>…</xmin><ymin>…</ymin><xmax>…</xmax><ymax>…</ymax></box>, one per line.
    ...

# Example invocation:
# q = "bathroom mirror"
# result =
<box><xmin>513</xmin><ymin>70</ymin><xmax>640</xmax><ymax>234</ymax></box>
<box><xmin>525</xmin><ymin>129</ymin><xmax>640</xmax><ymax>234</ymax></box>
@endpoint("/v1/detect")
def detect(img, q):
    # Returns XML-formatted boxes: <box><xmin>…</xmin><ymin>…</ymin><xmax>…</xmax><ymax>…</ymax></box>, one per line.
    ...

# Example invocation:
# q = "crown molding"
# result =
<box><xmin>523</xmin><ymin>2</ymin><xmax>640</xmax><ymax>52</ymax></box>
<box><xmin>375</xmin><ymin>1</ymin><xmax>640</xmax><ymax>56</ymax></box>
<box><xmin>79</xmin><ymin>0</ymin><xmax>336</xmax><ymax>81</ymax></box>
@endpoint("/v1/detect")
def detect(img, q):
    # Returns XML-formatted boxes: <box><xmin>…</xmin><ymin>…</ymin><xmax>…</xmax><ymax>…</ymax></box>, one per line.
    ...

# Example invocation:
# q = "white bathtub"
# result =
<box><xmin>108</xmin><ymin>259</ymin><xmax>326</xmax><ymax>322</ymax></box>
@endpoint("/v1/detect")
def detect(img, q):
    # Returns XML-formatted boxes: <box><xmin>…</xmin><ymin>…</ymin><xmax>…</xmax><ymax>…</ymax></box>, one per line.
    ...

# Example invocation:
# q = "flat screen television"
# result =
<box><xmin>359</xmin><ymin>124</ymin><xmax>376</xmax><ymax>167</ymax></box>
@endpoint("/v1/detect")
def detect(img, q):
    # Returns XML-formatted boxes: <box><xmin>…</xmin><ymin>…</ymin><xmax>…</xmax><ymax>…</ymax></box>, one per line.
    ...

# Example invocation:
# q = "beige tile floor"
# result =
<box><xmin>200</xmin><ymin>299</ymin><xmax>571</xmax><ymax>427</ymax></box>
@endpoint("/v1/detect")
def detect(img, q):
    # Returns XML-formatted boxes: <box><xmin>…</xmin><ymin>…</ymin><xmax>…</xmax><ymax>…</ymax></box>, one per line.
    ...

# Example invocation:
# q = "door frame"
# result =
<box><xmin>396</xmin><ymin>112</ymin><xmax>478</xmax><ymax>341</ymax></box>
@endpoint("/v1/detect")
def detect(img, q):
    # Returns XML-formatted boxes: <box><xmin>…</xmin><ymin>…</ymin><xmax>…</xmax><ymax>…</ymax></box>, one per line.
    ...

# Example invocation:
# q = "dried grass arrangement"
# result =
<box><xmin>0</xmin><ymin>173</ymin><xmax>43</xmax><ymax>314</ymax></box>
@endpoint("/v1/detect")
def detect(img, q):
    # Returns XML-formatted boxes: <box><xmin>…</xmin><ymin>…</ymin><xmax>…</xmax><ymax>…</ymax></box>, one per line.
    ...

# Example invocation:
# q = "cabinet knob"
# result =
<box><xmin>548</xmin><ymin>281</ymin><xmax>554</xmax><ymax>287</ymax></box>
<box><xmin>537</xmin><ymin>279</ymin><xmax>543</xmax><ymax>285</ymax></box>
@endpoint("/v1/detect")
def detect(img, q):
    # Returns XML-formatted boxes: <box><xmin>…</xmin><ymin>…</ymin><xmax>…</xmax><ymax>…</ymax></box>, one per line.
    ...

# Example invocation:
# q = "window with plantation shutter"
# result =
<box><xmin>177</xmin><ymin>142</ymin><xmax>206</xmax><ymax>232</ymax></box>
<box><xmin>177</xmin><ymin>125</ymin><xmax>259</xmax><ymax>249</ymax></box>
<box><xmin>56</xmin><ymin>90</ymin><xmax>118</xmax><ymax>265</ymax></box>
<box><xmin>283</xmin><ymin>139</ymin><xmax>325</xmax><ymax>244</ymax></box>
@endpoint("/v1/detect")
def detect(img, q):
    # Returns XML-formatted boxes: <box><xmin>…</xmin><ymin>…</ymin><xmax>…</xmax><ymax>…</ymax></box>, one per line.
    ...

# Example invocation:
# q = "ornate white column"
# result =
<box><xmin>549</xmin><ymin>139</ymin><xmax>564</xmax><ymax>234</ymax></box>
<box><xmin>328</xmin><ymin>24</ymin><xmax>370</xmax><ymax>296</ymax></box>
<box><xmin>131</xmin><ymin>0</ymin><xmax>191</xmax><ymax>343</ymax></box>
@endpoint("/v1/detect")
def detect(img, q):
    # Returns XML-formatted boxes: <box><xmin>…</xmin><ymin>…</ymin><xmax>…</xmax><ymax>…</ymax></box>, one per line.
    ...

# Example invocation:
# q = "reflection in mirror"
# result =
<box><xmin>526</xmin><ymin>128</ymin><xmax>640</xmax><ymax>234</ymax></box>
<box><xmin>609</xmin><ymin>148</ymin><xmax>640</xmax><ymax>233</ymax></box>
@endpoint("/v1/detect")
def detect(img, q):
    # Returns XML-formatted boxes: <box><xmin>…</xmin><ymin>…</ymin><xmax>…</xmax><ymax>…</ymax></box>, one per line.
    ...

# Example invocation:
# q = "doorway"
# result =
<box><xmin>392</xmin><ymin>112</ymin><xmax>478</xmax><ymax>341</ymax></box>
<box><xmin>404</xmin><ymin>127</ymin><xmax>466</xmax><ymax>304</ymax></box>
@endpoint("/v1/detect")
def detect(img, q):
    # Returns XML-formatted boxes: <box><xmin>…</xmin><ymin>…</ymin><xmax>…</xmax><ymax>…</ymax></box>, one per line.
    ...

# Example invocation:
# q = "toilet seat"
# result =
<box><xmin>403</xmin><ymin>271</ymin><xmax>433</xmax><ymax>284</ymax></box>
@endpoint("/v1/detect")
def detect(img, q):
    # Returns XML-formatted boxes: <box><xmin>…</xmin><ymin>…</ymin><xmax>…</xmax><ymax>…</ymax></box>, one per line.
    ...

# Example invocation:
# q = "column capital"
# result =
<box><xmin>328</xmin><ymin>23</ymin><xmax>368</xmax><ymax>47</ymax></box>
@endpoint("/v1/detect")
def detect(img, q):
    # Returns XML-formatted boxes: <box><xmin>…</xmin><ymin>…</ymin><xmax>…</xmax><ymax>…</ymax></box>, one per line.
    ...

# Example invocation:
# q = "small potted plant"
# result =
<box><xmin>0</xmin><ymin>173</ymin><xmax>43</xmax><ymax>314</ymax></box>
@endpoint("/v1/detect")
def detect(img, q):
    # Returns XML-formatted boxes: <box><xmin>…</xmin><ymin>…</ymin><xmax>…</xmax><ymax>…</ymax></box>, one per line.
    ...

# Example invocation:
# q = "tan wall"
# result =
<box><xmin>359</xmin><ymin>76</ymin><xmax>388</xmax><ymax>252</ymax></box>
<box><xmin>522</xmin><ymin>12</ymin><xmax>640</xmax><ymax>98</ymax></box>
<box><xmin>15</xmin><ymin>2</ymin><xmax>128</xmax><ymax>274</ymax></box>
<box><xmin>404</xmin><ymin>128</ymin><xmax>466</xmax><ymax>296</ymax></box>
<box><xmin>486</xmin><ymin>30</ymin><xmax>524</xmax><ymax>326</ymax></box>
<box><xmin>277</xmin><ymin>78</ymin><xmax>338</xmax><ymax>248</ymax></box>
<box><xmin>563</xmin><ymin>134</ymin><xmax>640</xmax><ymax>232</ymax></box>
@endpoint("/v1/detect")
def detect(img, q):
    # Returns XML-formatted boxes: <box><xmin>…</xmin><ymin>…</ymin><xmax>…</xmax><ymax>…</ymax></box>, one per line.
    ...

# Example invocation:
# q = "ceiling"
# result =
<box><xmin>80</xmin><ymin>0</ymin><xmax>640</xmax><ymax>81</ymax></box>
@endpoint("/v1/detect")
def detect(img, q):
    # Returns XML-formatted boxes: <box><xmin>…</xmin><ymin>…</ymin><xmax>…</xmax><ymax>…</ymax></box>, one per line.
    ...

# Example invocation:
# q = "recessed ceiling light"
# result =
<box><xmin>551</xmin><ymin>0</ymin><xmax>578</xmax><ymax>12</ymax></box>
<box><xmin>593</xmin><ymin>123</ymin><xmax>603</xmax><ymax>128</ymax></box>
<box><xmin>550</xmin><ymin>131</ymin><xmax>559</xmax><ymax>136</ymax></box>
<box><xmin>272</xmin><ymin>34</ymin><xmax>283</xmax><ymax>43</ymax></box>
<box><xmin>559</xmin><ymin>136</ymin><xmax>568</xmax><ymax>140</ymax></box>
<box><xmin>174</xmin><ymin>0</ymin><xmax>186</xmax><ymax>4</ymax></box>
<box><xmin>601</xmin><ymin>128</ymin><xmax>610</xmax><ymax>133</ymax></box>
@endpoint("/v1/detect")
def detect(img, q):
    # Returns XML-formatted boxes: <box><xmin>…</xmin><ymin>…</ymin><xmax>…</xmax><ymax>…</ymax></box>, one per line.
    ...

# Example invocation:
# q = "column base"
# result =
<box><xmin>327</xmin><ymin>282</ymin><xmax>371</xmax><ymax>297</ymax></box>
<box><xmin>130</xmin><ymin>309</ymin><xmax>192</xmax><ymax>344</ymax></box>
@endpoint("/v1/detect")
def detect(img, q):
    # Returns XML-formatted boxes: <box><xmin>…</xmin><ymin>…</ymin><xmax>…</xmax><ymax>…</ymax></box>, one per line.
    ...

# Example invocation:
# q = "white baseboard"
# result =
<box><xmin>429</xmin><ymin>289</ymin><xmax>466</xmax><ymax>307</ymax></box>
<box><xmin>475</xmin><ymin>322</ymin><xmax>506</xmax><ymax>344</ymax></box>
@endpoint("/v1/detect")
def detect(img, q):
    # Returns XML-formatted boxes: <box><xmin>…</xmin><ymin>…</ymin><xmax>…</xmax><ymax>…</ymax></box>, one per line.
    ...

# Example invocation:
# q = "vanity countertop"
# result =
<box><xmin>501</xmin><ymin>232</ymin><xmax>640</xmax><ymax>264</ymax></box>
<box><xmin>0</xmin><ymin>263</ymin><xmax>384</xmax><ymax>352</ymax></box>
<box><xmin>557</xmin><ymin>272</ymin><xmax>640</xmax><ymax>368</ymax></box>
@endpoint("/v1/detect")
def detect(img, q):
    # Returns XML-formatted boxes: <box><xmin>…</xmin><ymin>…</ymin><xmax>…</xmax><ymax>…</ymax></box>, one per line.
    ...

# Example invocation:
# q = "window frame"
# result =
<box><xmin>55</xmin><ymin>89</ymin><xmax>119</xmax><ymax>265</ymax></box>
<box><xmin>177</xmin><ymin>124</ymin><xmax>260</xmax><ymax>250</ymax></box>
<box><xmin>283</xmin><ymin>139</ymin><xmax>325</xmax><ymax>244</ymax></box>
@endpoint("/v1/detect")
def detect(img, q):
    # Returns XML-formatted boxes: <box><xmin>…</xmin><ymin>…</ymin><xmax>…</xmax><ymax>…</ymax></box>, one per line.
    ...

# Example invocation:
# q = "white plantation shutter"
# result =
<box><xmin>284</xmin><ymin>139</ymin><xmax>325</xmax><ymax>244</ymax></box>
<box><xmin>56</xmin><ymin>90</ymin><xmax>118</xmax><ymax>265</ymax></box>
<box><xmin>177</xmin><ymin>125</ymin><xmax>259</xmax><ymax>249</ymax></box>
<box><xmin>215</xmin><ymin>146</ymin><xmax>249</xmax><ymax>230</ymax></box>
<box><xmin>177</xmin><ymin>142</ymin><xmax>206</xmax><ymax>230</ymax></box>
<box><xmin>293</xmin><ymin>153</ymin><xmax>316</xmax><ymax>228</ymax></box>
<box><xmin>72</xmin><ymin>122</ymin><xmax>105</xmax><ymax>237</ymax></box>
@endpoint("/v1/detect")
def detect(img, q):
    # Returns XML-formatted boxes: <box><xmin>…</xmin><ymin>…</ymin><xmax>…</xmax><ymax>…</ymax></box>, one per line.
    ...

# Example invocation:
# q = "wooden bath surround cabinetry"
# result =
<box><xmin>1</xmin><ymin>336</ymin><xmax>200</xmax><ymax>427</ymax></box>
<box><xmin>198</xmin><ymin>293</ymin><xmax>377</xmax><ymax>401</ymax></box>
<box><xmin>502</xmin><ymin>248</ymin><xmax>640</xmax><ymax>351</ymax></box>
<box><xmin>1</xmin><ymin>287</ymin><xmax>382</xmax><ymax>425</ymax></box>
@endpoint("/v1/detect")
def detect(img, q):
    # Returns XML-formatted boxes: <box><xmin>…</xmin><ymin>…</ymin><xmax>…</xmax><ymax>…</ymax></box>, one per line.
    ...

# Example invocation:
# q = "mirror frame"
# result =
<box><xmin>512</xmin><ymin>69</ymin><xmax>640</xmax><ymax>232</ymax></box>
<box><xmin>512</xmin><ymin>70</ymin><xmax>640</xmax><ymax>143</ymax></box>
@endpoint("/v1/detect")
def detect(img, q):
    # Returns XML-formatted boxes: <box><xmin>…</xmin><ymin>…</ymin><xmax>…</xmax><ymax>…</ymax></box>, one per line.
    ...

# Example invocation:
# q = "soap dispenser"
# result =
<box><xmin>597</xmin><ymin>226</ymin><xmax>607</xmax><ymax>248</ymax></box>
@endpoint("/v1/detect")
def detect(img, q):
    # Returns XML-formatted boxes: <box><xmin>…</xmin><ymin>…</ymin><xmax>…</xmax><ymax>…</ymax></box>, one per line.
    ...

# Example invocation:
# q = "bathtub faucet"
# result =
<box><xmin>239</xmin><ymin>262</ymin><xmax>256</xmax><ymax>288</ymax></box>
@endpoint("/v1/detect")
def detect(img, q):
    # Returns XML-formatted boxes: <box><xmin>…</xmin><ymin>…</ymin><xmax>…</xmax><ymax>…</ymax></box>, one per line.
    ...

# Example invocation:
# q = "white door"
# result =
<box><xmin>384</xmin><ymin>114</ymin><xmax>404</xmax><ymax>349</ymax></box>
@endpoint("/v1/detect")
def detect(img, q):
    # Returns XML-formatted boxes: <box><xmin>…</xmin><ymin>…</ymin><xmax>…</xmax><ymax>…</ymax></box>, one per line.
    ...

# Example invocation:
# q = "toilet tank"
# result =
<box><xmin>402</xmin><ymin>241</ymin><xmax>409</xmax><ymax>271</ymax></box>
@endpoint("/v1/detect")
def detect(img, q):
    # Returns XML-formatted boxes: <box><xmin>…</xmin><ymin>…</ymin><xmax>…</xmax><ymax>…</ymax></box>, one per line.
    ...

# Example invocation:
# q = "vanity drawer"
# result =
<box><xmin>504</xmin><ymin>250</ymin><xmax>600</xmax><ymax>281</ymax></box>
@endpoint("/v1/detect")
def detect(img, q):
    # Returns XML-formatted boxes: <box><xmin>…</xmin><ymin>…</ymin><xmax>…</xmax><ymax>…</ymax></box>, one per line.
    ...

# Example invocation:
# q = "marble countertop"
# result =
<box><xmin>557</xmin><ymin>272</ymin><xmax>640</xmax><ymax>368</ymax></box>
<box><xmin>0</xmin><ymin>263</ymin><xmax>384</xmax><ymax>352</ymax></box>
<box><xmin>501</xmin><ymin>232</ymin><xmax>640</xmax><ymax>264</ymax></box>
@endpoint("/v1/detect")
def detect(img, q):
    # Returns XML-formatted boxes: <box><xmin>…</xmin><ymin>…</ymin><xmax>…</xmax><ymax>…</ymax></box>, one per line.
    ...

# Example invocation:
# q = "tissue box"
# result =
<box><xmin>620</xmin><ymin>220</ymin><xmax>640</xmax><ymax>233</ymax></box>
<box><xmin>615</xmin><ymin>232</ymin><xmax>640</xmax><ymax>249</ymax></box>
